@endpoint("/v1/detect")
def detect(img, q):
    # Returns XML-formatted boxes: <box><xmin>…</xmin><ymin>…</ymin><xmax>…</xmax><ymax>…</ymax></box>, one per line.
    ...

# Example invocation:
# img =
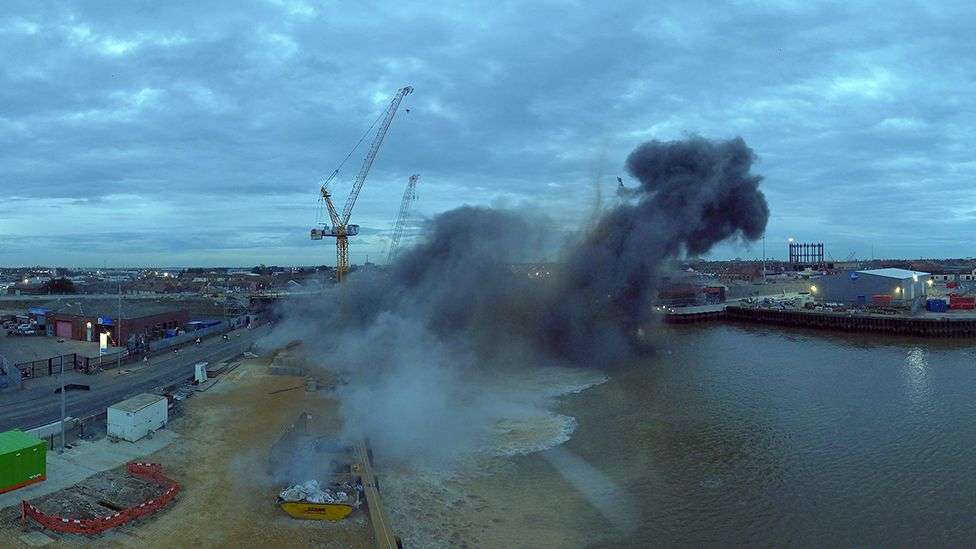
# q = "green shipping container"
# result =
<box><xmin>0</xmin><ymin>430</ymin><xmax>46</xmax><ymax>494</ymax></box>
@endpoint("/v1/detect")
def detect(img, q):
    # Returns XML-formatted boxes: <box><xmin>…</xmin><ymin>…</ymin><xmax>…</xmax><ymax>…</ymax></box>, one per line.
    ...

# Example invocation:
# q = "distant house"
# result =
<box><xmin>6</xmin><ymin>283</ymin><xmax>48</xmax><ymax>296</ymax></box>
<box><xmin>929</xmin><ymin>268</ymin><xmax>976</xmax><ymax>283</ymax></box>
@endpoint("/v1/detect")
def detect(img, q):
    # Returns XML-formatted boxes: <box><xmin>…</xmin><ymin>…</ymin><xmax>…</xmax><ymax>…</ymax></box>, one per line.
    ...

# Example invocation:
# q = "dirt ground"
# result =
<box><xmin>2</xmin><ymin>356</ymin><xmax>374</xmax><ymax>548</ymax></box>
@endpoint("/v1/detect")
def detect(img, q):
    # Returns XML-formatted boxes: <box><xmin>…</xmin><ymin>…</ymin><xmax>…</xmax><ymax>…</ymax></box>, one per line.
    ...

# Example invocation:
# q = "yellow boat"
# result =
<box><xmin>278</xmin><ymin>500</ymin><xmax>355</xmax><ymax>521</ymax></box>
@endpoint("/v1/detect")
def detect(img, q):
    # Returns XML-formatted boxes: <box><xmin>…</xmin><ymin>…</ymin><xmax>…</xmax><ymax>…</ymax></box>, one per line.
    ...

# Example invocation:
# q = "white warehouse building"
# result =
<box><xmin>817</xmin><ymin>268</ymin><xmax>931</xmax><ymax>306</ymax></box>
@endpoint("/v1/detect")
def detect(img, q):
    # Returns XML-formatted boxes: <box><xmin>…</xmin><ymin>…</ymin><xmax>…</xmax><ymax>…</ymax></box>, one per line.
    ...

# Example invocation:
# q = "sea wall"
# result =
<box><xmin>665</xmin><ymin>305</ymin><xmax>976</xmax><ymax>337</ymax></box>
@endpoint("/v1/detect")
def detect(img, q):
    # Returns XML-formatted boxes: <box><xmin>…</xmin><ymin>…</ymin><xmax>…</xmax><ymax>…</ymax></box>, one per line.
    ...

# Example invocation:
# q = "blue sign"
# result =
<box><xmin>98</xmin><ymin>317</ymin><xmax>114</xmax><ymax>326</ymax></box>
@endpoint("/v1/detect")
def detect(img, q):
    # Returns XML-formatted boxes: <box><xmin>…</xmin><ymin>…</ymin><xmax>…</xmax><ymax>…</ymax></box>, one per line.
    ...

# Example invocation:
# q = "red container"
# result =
<box><xmin>872</xmin><ymin>295</ymin><xmax>893</xmax><ymax>305</ymax></box>
<box><xmin>949</xmin><ymin>296</ymin><xmax>976</xmax><ymax>310</ymax></box>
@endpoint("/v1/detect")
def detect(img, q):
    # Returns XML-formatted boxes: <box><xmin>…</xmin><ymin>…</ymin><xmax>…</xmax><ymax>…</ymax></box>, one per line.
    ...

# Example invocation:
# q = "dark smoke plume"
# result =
<box><xmin>336</xmin><ymin>136</ymin><xmax>767</xmax><ymax>366</ymax></box>
<box><xmin>545</xmin><ymin>136</ymin><xmax>769</xmax><ymax>363</ymax></box>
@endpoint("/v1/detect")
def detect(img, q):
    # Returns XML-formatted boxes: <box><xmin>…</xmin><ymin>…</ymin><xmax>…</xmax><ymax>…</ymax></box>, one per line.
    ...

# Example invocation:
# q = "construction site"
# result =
<box><xmin>0</xmin><ymin>85</ymin><xmax>423</xmax><ymax>548</ymax></box>
<box><xmin>0</xmin><ymin>347</ymin><xmax>402</xmax><ymax>547</ymax></box>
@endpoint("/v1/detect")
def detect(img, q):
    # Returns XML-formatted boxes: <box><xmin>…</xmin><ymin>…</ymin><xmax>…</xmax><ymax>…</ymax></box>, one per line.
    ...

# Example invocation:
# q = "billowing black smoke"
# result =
<box><xmin>545</xmin><ymin>136</ymin><xmax>769</xmax><ymax>363</ymax></box>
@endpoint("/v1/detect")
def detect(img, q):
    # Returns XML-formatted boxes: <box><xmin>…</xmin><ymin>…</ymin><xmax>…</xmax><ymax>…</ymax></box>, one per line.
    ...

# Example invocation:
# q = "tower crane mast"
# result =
<box><xmin>386</xmin><ymin>174</ymin><xmax>420</xmax><ymax>263</ymax></box>
<box><xmin>311</xmin><ymin>85</ymin><xmax>413</xmax><ymax>282</ymax></box>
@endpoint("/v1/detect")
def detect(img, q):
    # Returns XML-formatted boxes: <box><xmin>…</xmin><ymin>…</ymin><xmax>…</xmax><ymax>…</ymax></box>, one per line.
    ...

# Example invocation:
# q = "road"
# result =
<box><xmin>0</xmin><ymin>325</ymin><xmax>270</xmax><ymax>432</ymax></box>
<box><xmin>0</xmin><ymin>292</ymin><xmax>202</xmax><ymax>302</ymax></box>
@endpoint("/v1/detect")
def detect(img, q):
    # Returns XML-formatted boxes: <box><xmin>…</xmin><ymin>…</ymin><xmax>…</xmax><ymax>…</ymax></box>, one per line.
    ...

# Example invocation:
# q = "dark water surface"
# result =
<box><xmin>563</xmin><ymin>323</ymin><xmax>976</xmax><ymax>546</ymax></box>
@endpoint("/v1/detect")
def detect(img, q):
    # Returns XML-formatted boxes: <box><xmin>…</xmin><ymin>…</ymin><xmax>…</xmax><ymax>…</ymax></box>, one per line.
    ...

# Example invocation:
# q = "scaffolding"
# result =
<box><xmin>789</xmin><ymin>242</ymin><xmax>824</xmax><ymax>267</ymax></box>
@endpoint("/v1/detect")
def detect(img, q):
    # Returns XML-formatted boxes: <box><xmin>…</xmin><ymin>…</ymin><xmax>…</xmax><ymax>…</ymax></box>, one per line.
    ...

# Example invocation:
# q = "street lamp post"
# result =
<box><xmin>762</xmin><ymin>233</ymin><xmax>766</xmax><ymax>284</ymax></box>
<box><xmin>117</xmin><ymin>283</ymin><xmax>123</xmax><ymax>370</ymax></box>
<box><xmin>59</xmin><ymin>354</ymin><xmax>65</xmax><ymax>454</ymax></box>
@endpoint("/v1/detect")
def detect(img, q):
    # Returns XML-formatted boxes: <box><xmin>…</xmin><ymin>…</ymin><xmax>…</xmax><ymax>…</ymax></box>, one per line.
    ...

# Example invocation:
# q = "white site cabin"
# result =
<box><xmin>107</xmin><ymin>393</ymin><xmax>168</xmax><ymax>442</ymax></box>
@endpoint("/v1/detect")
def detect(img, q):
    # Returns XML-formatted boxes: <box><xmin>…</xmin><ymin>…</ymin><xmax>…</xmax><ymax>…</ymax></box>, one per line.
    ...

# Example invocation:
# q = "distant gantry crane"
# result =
<box><xmin>311</xmin><ymin>86</ymin><xmax>413</xmax><ymax>282</ymax></box>
<box><xmin>386</xmin><ymin>174</ymin><xmax>420</xmax><ymax>263</ymax></box>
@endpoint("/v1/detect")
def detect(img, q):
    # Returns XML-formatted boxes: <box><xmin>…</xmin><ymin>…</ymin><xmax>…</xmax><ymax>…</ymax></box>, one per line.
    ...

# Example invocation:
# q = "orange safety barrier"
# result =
<box><xmin>21</xmin><ymin>462</ymin><xmax>180</xmax><ymax>536</ymax></box>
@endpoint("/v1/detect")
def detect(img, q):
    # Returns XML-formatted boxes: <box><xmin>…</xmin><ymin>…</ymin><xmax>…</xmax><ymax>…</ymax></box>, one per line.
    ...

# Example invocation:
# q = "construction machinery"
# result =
<box><xmin>311</xmin><ymin>85</ymin><xmax>414</xmax><ymax>282</ymax></box>
<box><xmin>386</xmin><ymin>174</ymin><xmax>420</xmax><ymax>263</ymax></box>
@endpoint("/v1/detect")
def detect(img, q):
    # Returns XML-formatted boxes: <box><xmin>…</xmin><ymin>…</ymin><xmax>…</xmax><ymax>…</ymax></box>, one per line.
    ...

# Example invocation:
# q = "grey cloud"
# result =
<box><xmin>1</xmin><ymin>1</ymin><xmax>974</xmax><ymax>264</ymax></box>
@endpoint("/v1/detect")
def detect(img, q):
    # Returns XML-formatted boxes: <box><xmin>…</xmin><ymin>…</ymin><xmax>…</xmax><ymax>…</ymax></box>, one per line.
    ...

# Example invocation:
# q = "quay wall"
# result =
<box><xmin>665</xmin><ymin>305</ymin><xmax>976</xmax><ymax>337</ymax></box>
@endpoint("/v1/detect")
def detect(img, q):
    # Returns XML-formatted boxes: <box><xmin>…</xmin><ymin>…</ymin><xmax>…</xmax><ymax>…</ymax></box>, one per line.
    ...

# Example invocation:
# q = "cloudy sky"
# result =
<box><xmin>1</xmin><ymin>1</ymin><xmax>973</xmax><ymax>267</ymax></box>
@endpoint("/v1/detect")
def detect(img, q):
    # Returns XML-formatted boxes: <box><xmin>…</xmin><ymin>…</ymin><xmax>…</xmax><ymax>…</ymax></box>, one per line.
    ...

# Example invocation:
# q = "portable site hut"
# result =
<box><xmin>107</xmin><ymin>393</ymin><xmax>168</xmax><ymax>442</ymax></box>
<box><xmin>0</xmin><ymin>430</ymin><xmax>46</xmax><ymax>494</ymax></box>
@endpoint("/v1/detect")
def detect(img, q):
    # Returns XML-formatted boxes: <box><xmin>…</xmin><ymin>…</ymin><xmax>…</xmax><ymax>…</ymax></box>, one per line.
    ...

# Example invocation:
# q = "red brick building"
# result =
<box><xmin>45</xmin><ymin>301</ymin><xmax>188</xmax><ymax>348</ymax></box>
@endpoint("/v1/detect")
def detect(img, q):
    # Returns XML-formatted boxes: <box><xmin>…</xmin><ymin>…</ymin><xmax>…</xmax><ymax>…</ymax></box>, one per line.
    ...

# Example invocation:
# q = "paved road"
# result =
<box><xmin>0</xmin><ymin>293</ymin><xmax>202</xmax><ymax>301</ymax></box>
<box><xmin>0</xmin><ymin>325</ymin><xmax>270</xmax><ymax>432</ymax></box>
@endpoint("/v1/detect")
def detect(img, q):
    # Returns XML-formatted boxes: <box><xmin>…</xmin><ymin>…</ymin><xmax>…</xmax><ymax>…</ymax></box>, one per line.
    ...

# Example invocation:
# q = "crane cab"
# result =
<box><xmin>310</xmin><ymin>228</ymin><xmax>325</xmax><ymax>240</ymax></box>
<box><xmin>346</xmin><ymin>225</ymin><xmax>360</xmax><ymax>236</ymax></box>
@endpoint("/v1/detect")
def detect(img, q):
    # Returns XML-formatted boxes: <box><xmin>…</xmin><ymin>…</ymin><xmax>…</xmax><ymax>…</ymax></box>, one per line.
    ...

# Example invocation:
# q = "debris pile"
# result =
<box><xmin>279</xmin><ymin>480</ymin><xmax>359</xmax><ymax>505</ymax></box>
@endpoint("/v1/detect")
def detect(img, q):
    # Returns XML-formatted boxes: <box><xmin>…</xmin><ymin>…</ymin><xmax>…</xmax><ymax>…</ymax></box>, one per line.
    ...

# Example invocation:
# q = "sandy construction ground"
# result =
<box><xmin>2</xmin><ymin>356</ymin><xmax>373</xmax><ymax>548</ymax></box>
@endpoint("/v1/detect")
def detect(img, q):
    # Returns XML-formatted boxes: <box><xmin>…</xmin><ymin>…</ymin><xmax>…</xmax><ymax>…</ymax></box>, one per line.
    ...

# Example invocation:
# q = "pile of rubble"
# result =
<box><xmin>279</xmin><ymin>480</ymin><xmax>359</xmax><ymax>505</ymax></box>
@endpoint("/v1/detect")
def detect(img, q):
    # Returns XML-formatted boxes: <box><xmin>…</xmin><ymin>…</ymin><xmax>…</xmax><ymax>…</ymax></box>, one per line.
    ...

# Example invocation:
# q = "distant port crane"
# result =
<box><xmin>386</xmin><ymin>174</ymin><xmax>420</xmax><ymax>263</ymax></box>
<box><xmin>311</xmin><ymin>85</ymin><xmax>414</xmax><ymax>282</ymax></box>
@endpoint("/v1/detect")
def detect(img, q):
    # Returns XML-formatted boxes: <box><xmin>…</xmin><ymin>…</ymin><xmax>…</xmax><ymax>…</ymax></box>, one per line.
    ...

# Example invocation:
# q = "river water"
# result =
<box><xmin>388</xmin><ymin>323</ymin><xmax>976</xmax><ymax>547</ymax></box>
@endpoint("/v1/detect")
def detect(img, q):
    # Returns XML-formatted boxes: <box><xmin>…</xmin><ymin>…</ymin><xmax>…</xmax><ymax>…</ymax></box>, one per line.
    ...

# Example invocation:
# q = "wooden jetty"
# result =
<box><xmin>352</xmin><ymin>441</ymin><xmax>401</xmax><ymax>549</ymax></box>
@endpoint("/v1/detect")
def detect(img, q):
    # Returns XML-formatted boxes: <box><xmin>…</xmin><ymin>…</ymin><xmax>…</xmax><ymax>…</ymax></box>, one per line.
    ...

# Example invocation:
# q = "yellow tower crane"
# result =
<box><xmin>311</xmin><ymin>85</ymin><xmax>414</xmax><ymax>282</ymax></box>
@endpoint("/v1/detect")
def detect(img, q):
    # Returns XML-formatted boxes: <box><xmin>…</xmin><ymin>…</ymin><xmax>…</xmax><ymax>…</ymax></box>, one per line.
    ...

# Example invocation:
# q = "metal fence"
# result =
<box><xmin>14</xmin><ymin>351</ymin><xmax>123</xmax><ymax>379</ymax></box>
<box><xmin>14</xmin><ymin>319</ymin><xmax>237</xmax><ymax>379</ymax></box>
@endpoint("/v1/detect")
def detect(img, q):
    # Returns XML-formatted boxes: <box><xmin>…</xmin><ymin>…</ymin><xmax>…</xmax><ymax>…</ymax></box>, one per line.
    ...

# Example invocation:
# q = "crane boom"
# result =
<box><xmin>341</xmin><ymin>85</ymin><xmax>414</xmax><ymax>225</ymax></box>
<box><xmin>387</xmin><ymin>174</ymin><xmax>420</xmax><ymax>263</ymax></box>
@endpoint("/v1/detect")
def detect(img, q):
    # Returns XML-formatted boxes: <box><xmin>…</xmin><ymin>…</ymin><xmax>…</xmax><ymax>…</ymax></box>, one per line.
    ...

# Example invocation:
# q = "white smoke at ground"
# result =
<box><xmin>265</xmin><ymin>268</ymin><xmax>580</xmax><ymax>472</ymax></box>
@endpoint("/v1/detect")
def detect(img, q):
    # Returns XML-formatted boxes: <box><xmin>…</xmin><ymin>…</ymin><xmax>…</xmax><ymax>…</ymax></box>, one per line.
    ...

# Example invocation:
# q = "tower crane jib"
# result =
<box><xmin>341</xmin><ymin>86</ymin><xmax>414</xmax><ymax>226</ymax></box>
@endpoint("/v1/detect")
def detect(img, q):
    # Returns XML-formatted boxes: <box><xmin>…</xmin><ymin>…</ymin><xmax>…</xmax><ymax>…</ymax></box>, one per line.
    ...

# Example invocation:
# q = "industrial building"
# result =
<box><xmin>929</xmin><ymin>269</ymin><xmax>976</xmax><ymax>283</ymax></box>
<box><xmin>817</xmin><ymin>268</ymin><xmax>931</xmax><ymax>306</ymax></box>
<box><xmin>43</xmin><ymin>300</ymin><xmax>189</xmax><ymax>348</ymax></box>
